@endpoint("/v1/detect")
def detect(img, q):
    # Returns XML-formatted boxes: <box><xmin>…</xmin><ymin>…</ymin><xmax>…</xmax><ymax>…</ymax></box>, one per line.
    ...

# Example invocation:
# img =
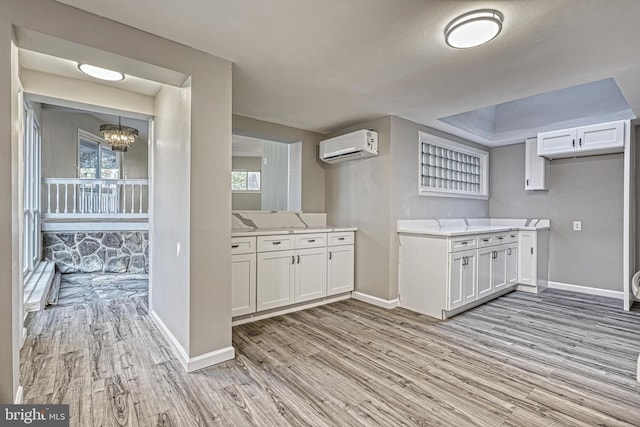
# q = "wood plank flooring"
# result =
<box><xmin>21</xmin><ymin>286</ymin><xmax>640</xmax><ymax>426</ymax></box>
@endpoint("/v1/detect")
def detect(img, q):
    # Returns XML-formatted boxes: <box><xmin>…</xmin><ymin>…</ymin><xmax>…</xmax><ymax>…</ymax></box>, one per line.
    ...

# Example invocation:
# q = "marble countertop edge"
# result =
<box><xmin>232</xmin><ymin>226</ymin><xmax>357</xmax><ymax>237</ymax></box>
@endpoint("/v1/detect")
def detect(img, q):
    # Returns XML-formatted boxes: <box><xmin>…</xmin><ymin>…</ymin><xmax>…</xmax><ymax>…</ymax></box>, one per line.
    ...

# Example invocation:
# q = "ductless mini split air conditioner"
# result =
<box><xmin>319</xmin><ymin>129</ymin><xmax>378</xmax><ymax>164</ymax></box>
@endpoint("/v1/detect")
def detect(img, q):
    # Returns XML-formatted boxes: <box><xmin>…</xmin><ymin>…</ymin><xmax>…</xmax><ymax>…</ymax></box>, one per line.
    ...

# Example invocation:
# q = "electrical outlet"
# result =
<box><xmin>573</xmin><ymin>221</ymin><xmax>582</xmax><ymax>232</ymax></box>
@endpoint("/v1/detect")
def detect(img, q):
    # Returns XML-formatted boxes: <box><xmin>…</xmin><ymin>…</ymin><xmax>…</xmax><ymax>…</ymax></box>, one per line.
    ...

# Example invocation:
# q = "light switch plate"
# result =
<box><xmin>573</xmin><ymin>221</ymin><xmax>582</xmax><ymax>231</ymax></box>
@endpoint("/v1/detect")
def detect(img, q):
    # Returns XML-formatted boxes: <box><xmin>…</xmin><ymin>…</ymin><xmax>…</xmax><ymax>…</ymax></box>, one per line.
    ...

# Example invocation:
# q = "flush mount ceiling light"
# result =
<box><xmin>444</xmin><ymin>9</ymin><xmax>504</xmax><ymax>49</ymax></box>
<box><xmin>100</xmin><ymin>117</ymin><xmax>138</xmax><ymax>152</ymax></box>
<box><xmin>77</xmin><ymin>63</ymin><xmax>125</xmax><ymax>81</ymax></box>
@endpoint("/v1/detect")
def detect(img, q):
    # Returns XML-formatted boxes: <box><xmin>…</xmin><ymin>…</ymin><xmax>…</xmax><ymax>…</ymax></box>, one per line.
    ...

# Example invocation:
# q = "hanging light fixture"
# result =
<box><xmin>100</xmin><ymin>117</ymin><xmax>138</xmax><ymax>152</ymax></box>
<box><xmin>444</xmin><ymin>9</ymin><xmax>504</xmax><ymax>49</ymax></box>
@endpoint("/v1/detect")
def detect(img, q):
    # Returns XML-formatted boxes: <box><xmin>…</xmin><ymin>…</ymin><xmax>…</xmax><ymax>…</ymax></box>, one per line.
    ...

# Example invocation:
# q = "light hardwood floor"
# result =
<box><xmin>21</xmin><ymin>288</ymin><xmax>640</xmax><ymax>426</ymax></box>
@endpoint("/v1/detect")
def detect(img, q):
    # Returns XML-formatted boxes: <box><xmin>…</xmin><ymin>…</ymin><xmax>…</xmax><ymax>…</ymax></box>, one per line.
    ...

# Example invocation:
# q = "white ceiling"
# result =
<box><xmin>54</xmin><ymin>0</ymin><xmax>640</xmax><ymax>146</ymax></box>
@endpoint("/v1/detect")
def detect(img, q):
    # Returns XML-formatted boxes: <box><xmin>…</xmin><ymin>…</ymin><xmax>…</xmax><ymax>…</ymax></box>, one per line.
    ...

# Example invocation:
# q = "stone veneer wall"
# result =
<box><xmin>43</xmin><ymin>231</ymin><xmax>149</xmax><ymax>273</ymax></box>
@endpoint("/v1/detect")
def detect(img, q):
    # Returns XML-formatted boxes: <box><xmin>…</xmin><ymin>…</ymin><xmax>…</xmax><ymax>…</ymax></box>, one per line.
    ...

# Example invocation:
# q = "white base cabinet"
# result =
<box><xmin>231</xmin><ymin>237</ymin><xmax>257</xmax><ymax>316</ymax></box>
<box><xmin>327</xmin><ymin>244</ymin><xmax>355</xmax><ymax>295</ymax></box>
<box><xmin>231</xmin><ymin>253</ymin><xmax>256</xmax><ymax>316</ymax></box>
<box><xmin>245</xmin><ymin>231</ymin><xmax>355</xmax><ymax>317</ymax></box>
<box><xmin>517</xmin><ymin>230</ymin><xmax>550</xmax><ymax>292</ymax></box>
<box><xmin>399</xmin><ymin>226</ymin><xmax>548</xmax><ymax>320</ymax></box>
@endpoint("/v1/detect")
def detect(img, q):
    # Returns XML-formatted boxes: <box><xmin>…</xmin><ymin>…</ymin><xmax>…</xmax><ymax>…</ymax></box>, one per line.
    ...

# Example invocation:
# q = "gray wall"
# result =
<box><xmin>233</xmin><ymin>114</ymin><xmax>324</xmax><ymax>212</ymax></box>
<box><xmin>325</xmin><ymin>116</ymin><xmax>393</xmax><ymax>299</ymax></box>
<box><xmin>325</xmin><ymin>115</ymin><xmax>489</xmax><ymax>301</ymax></box>
<box><xmin>489</xmin><ymin>143</ymin><xmax>623</xmax><ymax>291</ymax></box>
<box><xmin>388</xmin><ymin>116</ymin><xmax>489</xmax><ymax>297</ymax></box>
<box><xmin>1</xmin><ymin>0</ymin><xmax>232</xmax><ymax>401</ymax></box>
<box><xmin>232</xmin><ymin>156</ymin><xmax>261</xmax><ymax>210</ymax></box>
<box><xmin>41</xmin><ymin>109</ymin><xmax>148</xmax><ymax>179</ymax></box>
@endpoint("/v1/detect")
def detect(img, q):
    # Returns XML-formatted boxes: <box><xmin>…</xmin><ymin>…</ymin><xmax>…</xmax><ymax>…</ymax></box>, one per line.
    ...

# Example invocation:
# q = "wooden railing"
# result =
<box><xmin>42</xmin><ymin>178</ymin><xmax>149</xmax><ymax>219</ymax></box>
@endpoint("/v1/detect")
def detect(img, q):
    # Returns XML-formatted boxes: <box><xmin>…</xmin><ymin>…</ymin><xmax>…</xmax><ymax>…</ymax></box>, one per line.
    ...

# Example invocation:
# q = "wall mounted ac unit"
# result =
<box><xmin>319</xmin><ymin>129</ymin><xmax>378</xmax><ymax>164</ymax></box>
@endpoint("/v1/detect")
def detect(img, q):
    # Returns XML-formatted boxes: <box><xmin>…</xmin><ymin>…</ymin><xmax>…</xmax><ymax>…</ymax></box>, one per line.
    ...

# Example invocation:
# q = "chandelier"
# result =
<box><xmin>100</xmin><ymin>117</ymin><xmax>138</xmax><ymax>152</ymax></box>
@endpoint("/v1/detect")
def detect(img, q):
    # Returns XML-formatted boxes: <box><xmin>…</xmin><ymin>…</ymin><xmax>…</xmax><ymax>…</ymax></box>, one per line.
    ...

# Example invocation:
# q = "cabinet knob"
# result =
<box><xmin>273</xmin><ymin>241</ymin><xmax>282</xmax><ymax>245</ymax></box>
<box><xmin>291</xmin><ymin>256</ymin><xmax>295</xmax><ymax>264</ymax></box>
<box><xmin>297</xmin><ymin>255</ymin><xmax>300</xmax><ymax>264</ymax></box>
<box><xmin>579</xmin><ymin>137</ymin><xmax>582</xmax><ymax>146</ymax></box>
<box><xmin>329</xmin><ymin>251</ymin><xmax>332</xmax><ymax>260</ymax></box>
<box><xmin>572</xmin><ymin>139</ymin><xmax>575</xmax><ymax>147</ymax></box>
<box><xmin>338</xmin><ymin>237</ymin><xmax>345</xmax><ymax>241</ymax></box>
<box><xmin>231</xmin><ymin>244</ymin><xmax>239</xmax><ymax>249</ymax></box>
<box><xmin>308</xmin><ymin>239</ymin><xmax>316</xmax><ymax>243</ymax></box>
<box><xmin>530</xmin><ymin>247</ymin><xmax>534</xmax><ymax>255</ymax></box>
<box><xmin>526</xmin><ymin>178</ymin><xmax>529</xmax><ymax>186</ymax></box>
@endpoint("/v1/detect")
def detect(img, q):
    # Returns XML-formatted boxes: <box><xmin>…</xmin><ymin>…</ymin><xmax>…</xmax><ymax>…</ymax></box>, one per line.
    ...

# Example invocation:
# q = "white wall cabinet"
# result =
<box><xmin>537</xmin><ymin>120</ymin><xmax>624</xmax><ymax>159</ymax></box>
<box><xmin>327</xmin><ymin>244</ymin><xmax>355</xmax><ymax>295</ymax></box>
<box><xmin>525</xmin><ymin>137</ymin><xmax>548</xmax><ymax>190</ymax></box>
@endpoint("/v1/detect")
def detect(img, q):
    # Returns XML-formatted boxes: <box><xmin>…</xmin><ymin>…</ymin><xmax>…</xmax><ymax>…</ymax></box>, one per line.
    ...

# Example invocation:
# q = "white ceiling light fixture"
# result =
<box><xmin>444</xmin><ymin>9</ymin><xmax>504</xmax><ymax>49</ymax></box>
<box><xmin>77</xmin><ymin>63</ymin><xmax>125</xmax><ymax>81</ymax></box>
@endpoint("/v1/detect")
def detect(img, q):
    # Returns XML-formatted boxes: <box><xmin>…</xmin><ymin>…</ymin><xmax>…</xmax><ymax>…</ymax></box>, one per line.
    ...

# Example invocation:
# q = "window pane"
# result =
<box><xmin>79</xmin><ymin>139</ymin><xmax>98</xmax><ymax>178</ymax></box>
<box><xmin>247</xmin><ymin>172</ymin><xmax>261</xmax><ymax>191</ymax></box>
<box><xmin>231</xmin><ymin>171</ymin><xmax>247</xmax><ymax>191</ymax></box>
<box><xmin>101</xmin><ymin>146</ymin><xmax>120</xmax><ymax>179</ymax></box>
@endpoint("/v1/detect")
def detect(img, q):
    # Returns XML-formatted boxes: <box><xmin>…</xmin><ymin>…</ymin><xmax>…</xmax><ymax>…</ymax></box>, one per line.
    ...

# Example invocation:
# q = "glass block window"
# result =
<box><xmin>418</xmin><ymin>132</ymin><xmax>488</xmax><ymax>199</ymax></box>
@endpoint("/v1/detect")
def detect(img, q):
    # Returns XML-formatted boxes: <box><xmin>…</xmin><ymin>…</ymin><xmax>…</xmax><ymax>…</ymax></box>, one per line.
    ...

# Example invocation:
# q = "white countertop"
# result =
<box><xmin>232</xmin><ymin>226</ymin><xmax>357</xmax><ymax>237</ymax></box>
<box><xmin>397</xmin><ymin>218</ymin><xmax>550</xmax><ymax>237</ymax></box>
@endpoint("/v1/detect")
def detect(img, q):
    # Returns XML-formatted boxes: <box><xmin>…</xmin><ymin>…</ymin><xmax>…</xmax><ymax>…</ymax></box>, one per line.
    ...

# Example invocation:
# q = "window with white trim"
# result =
<box><xmin>419</xmin><ymin>132</ymin><xmax>488</xmax><ymax>199</ymax></box>
<box><xmin>78</xmin><ymin>129</ymin><xmax>121</xmax><ymax>179</ymax></box>
<box><xmin>231</xmin><ymin>170</ymin><xmax>261</xmax><ymax>192</ymax></box>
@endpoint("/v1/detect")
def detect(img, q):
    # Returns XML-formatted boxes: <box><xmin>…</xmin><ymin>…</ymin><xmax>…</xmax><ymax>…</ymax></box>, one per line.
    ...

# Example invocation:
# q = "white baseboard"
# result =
<box><xmin>547</xmin><ymin>281</ymin><xmax>624</xmax><ymax>300</ymax></box>
<box><xmin>351</xmin><ymin>291</ymin><xmax>399</xmax><ymax>309</ymax></box>
<box><xmin>232</xmin><ymin>293</ymin><xmax>351</xmax><ymax>326</ymax></box>
<box><xmin>14</xmin><ymin>385</ymin><xmax>23</xmax><ymax>404</ymax></box>
<box><xmin>150</xmin><ymin>310</ymin><xmax>235</xmax><ymax>372</ymax></box>
<box><xmin>186</xmin><ymin>346</ymin><xmax>235</xmax><ymax>372</ymax></box>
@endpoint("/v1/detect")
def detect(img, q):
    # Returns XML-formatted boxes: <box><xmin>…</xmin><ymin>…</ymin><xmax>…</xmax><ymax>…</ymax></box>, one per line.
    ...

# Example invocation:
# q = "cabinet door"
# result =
<box><xmin>492</xmin><ymin>246</ymin><xmax>508</xmax><ymax>292</ymax></box>
<box><xmin>577</xmin><ymin>121</ymin><xmax>624</xmax><ymax>153</ymax></box>
<box><xmin>462</xmin><ymin>251</ymin><xmax>477</xmax><ymax>305</ymax></box>
<box><xmin>327</xmin><ymin>245</ymin><xmax>354</xmax><ymax>295</ymax></box>
<box><xmin>537</xmin><ymin>128</ymin><xmax>577</xmax><ymax>157</ymax></box>
<box><xmin>517</xmin><ymin>232</ymin><xmax>537</xmax><ymax>286</ymax></box>
<box><xmin>231</xmin><ymin>253</ymin><xmax>256</xmax><ymax>317</ymax></box>
<box><xmin>525</xmin><ymin>138</ymin><xmax>547</xmax><ymax>190</ymax></box>
<box><xmin>477</xmin><ymin>247</ymin><xmax>493</xmax><ymax>299</ymax></box>
<box><xmin>506</xmin><ymin>244</ymin><xmax>518</xmax><ymax>286</ymax></box>
<box><xmin>294</xmin><ymin>248</ymin><xmax>327</xmax><ymax>303</ymax></box>
<box><xmin>257</xmin><ymin>250</ymin><xmax>295</xmax><ymax>311</ymax></box>
<box><xmin>448</xmin><ymin>251</ymin><xmax>466</xmax><ymax>310</ymax></box>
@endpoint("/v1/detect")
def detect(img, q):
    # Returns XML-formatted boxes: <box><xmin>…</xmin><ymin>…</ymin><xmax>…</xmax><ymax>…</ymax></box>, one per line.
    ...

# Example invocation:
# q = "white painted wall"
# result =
<box><xmin>21</xmin><ymin>69</ymin><xmax>154</xmax><ymax>116</ymax></box>
<box><xmin>41</xmin><ymin>109</ymin><xmax>148</xmax><ymax>179</ymax></box>
<box><xmin>151</xmin><ymin>84</ymin><xmax>191</xmax><ymax>351</ymax></box>
<box><xmin>325</xmin><ymin>115</ymin><xmax>489</xmax><ymax>301</ymax></box>
<box><xmin>0</xmin><ymin>0</ymin><xmax>233</xmax><ymax>401</ymax></box>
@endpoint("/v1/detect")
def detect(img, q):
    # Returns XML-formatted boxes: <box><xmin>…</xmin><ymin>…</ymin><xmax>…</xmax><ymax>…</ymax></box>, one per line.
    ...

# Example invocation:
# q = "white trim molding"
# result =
<box><xmin>232</xmin><ymin>293</ymin><xmax>351</xmax><ymax>326</ymax></box>
<box><xmin>150</xmin><ymin>310</ymin><xmax>234</xmax><ymax>372</ymax></box>
<box><xmin>351</xmin><ymin>291</ymin><xmax>399</xmax><ymax>309</ymax></box>
<box><xmin>547</xmin><ymin>281</ymin><xmax>624</xmax><ymax>300</ymax></box>
<box><xmin>14</xmin><ymin>386</ymin><xmax>23</xmax><ymax>404</ymax></box>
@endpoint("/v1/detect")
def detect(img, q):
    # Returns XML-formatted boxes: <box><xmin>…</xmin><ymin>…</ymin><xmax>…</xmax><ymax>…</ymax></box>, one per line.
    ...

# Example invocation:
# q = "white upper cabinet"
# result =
<box><xmin>525</xmin><ymin>138</ymin><xmax>548</xmax><ymax>191</ymax></box>
<box><xmin>537</xmin><ymin>120</ymin><xmax>625</xmax><ymax>159</ymax></box>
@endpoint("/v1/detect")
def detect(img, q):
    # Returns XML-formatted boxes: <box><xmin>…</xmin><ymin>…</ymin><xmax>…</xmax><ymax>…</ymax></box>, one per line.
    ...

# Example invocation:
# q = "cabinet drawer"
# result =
<box><xmin>295</xmin><ymin>233</ymin><xmax>327</xmax><ymax>249</ymax></box>
<box><xmin>328</xmin><ymin>232</ymin><xmax>355</xmax><ymax>246</ymax></box>
<box><xmin>449</xmin><ymin>236</ymin><xmax>477</xmax><ymax>252</ymax></box>
<box><xmin>477</xmin><ymin>234</ymin><xmax>494</xmax><ymax>248</ymax></box>
<box><xmin>257</xmin><ymin>235</ymin><xmax>295</xmax><ymax>252</ymax></box>
<box><xmin>493</xmin><ymin>233</ymin><xmax>508</xmax><ymax>245</ymax></box>
<box><xmin>231</xmin><ymin>237</ymin><xmax>256</xmax><ymax>255</ymax></box>
<box><xmin>507</xmin><ymin>232</ymin><xmax>519</xmax><ymax>243</ymax></box>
